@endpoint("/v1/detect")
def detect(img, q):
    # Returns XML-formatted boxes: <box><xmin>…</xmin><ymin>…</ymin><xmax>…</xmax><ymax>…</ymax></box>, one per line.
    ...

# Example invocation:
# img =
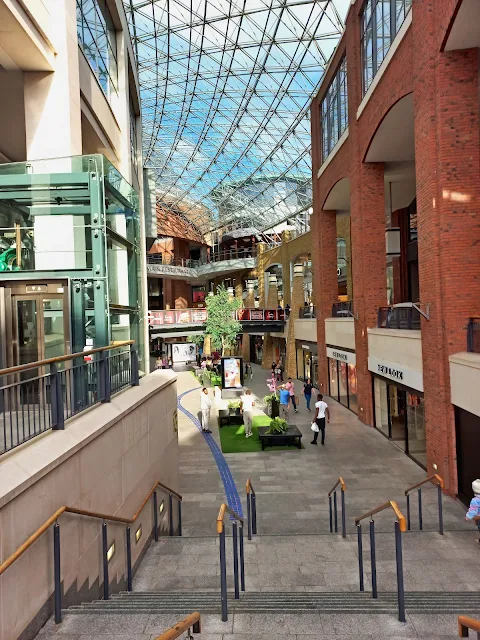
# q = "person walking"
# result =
<box><xmin>285</xmin><ymin>377</ymin><xmax>298</xmax><ymax>413</ymax></box>
<box><xmin>465</xmin><ymin>479</ymin><xmax>480</xmax><ymax>544</ymax></box>
<box><xmin>311</xmin><ymin>393</ymin><xmax>330</xmax><ymax>445</ymax></box>
<box><xmin>277</xmin><ymin>384</ymin><xmax>290</xmax><ymax>420</ymax></box>
<box><xmin>303</xmin><ymin>378</ymin><xmax>313</xmax><ymax>411</ymax></box>
<box><xmin>240</xmin><ymin>389</ymin><xmax>255</xmax><ymax>438</ymax></box>
<box><xmin>200</xmin><ymin>387</ymin><xmax>212</xmax><ymax>434</ymax></box>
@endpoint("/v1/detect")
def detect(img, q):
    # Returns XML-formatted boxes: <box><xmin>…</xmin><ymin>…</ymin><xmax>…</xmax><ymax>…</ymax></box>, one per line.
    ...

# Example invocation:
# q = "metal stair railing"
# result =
<box><xmin>458</xmin><ymin>615</ymin><xmax>480</xmax><ymax>638</ymax></box>
<box><xmin>354</xmin><ymin>501</ymin><xmax>407</xmax><ymax>622</ymax></box>
<box><xmin>328</xmin><ymin>477</ymin><xmax>346</xmax><ymax>538</ymax></box>
<box><xmin>0</xmin><ymin>480</ymin><xmax>182</xmax><ymax>625</ymax></box>
<box><xmin>154</xmin><ymin>612</ymin><xmax>201</xmax><ymax>640</ymax></box>
<box><xmin>216</xmin><ymin>504</ymin><xmax>246</xmax><ymax>622</ymax></box>
<box><xmin>404</xmin><ymin>474</ymin><xmax>444</xmax><ymax>534</ymax></box>
<box><xmin>246</xmin><ymin>479</ymin><xmax>257</xmax><ymax>540</ymax></box>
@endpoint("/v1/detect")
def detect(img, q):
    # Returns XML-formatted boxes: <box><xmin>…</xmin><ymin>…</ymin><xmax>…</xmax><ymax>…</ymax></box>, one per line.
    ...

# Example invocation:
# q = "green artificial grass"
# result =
<box><xmin>218</xmin><ymin>414</ymin><xmax>304</xmax><ymax>453</ymax></box>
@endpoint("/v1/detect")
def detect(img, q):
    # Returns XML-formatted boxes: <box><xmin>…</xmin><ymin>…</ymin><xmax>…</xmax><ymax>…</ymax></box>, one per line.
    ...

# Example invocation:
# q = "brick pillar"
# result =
<box><xmin>266</xmin><ymin>275</ymin><xmax>278</xmax><ymax>308</ymax></box>
<box><xmin>311</xmin><ymin>208</ymin><xmax>338</xmax><ymax>394</ymax></box>
<box><xmin>413</xmin><ymin>3</ymin><xmax>480</xmax><ymax>492</ymax></box>
<box><xmin>262</xmin><ymin>335</ymin><xmax>273</xmax><ymax>369</ymax></box>
<box><xmin>257</xmin><ymin>243</ymin><xmax>267</xmax><ymax>306</ymax></box>
<box><xmin>351</xmin><ymin>163</ymin><xmax>385</xmax><ymax>427</ymax></box>
<box><xmin>285</xmin><ymin>264</ymin><xmax>305</xmax><ymax>378</ymax></box>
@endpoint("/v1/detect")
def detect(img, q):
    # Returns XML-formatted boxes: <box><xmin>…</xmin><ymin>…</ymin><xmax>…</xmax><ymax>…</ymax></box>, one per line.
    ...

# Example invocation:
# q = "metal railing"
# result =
<box><xmin>0</xmin><ymin>341</ymin><xmax>139</xmax><ymax>456</ymax></box>
<box><xmin>217</xmin><ymin>504</ymin><xmax>246</xmax><ymax>621</ymax></box>
<box><xmin>155</xmin><ymin>613</ymin><xmax>201</xmax><ymax>640</ymax></box>
<box><xmin>405</xmin><ymin>474</ymin><xmax>444</xmax><ymax>535</ymax></box>
<box><xmin>246</xmin><ymin>479</ymin><xmax>257</xmax><ymax>540</ymax></box>
<box><xmin>467</xmin><ymin>318</ymin><xmax>480</xmax><ymax>353</ymax></box>
<box><xmin>146</xmin><ymin>254</ymin><xmax>200</xmax><ymax>268</ymax></box>
<box><xmin>354</xmin><ymin>501</ymin><xmax>407</xmax><ymax>622</ymax></box>
<box><xmin>0</xmin><ymin>480</ymin><xmax>182</xmax><ymax>625</ymax></box>
<box><xmin>149</xmin><ymin>308</ymin><xmax>285</xmax><ymax>327</ymax></box>
<box><xmin>377</xmin><ymin>304</ymin><xmax>421</xmax><ymax>330</ymax></box>
<box><xmin>328</xmin><ymin>477</ymin><xmax>346</xmax><ymax>538</ymax></box>
<box><xmin>146</xmin><ymin>247</ymin><xmax>257</xmax><ymax>268</ymax></box>
<box><xmin>332</xmin><ymin>300</ymin><xmax>353</xmax><ymax>318</ymax></box>
<box><xmin>458</xmin><ymin>615</ymin><xmax>480</xmax><ymax>637</ymax></box>
<box><xmin>299</xmin><ymin>306</ymin><xmax>316</xmax><ymax>318</ymax></box>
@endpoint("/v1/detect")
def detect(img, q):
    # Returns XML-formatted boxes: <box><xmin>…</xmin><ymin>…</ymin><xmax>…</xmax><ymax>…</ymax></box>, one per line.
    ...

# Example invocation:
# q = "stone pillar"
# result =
<box><xmin>235</xmin><ymin>281</ymin><xmax>243</xmax><ymax>300</ymax></box>
<box><xmin>203</xmin><ymin>335</ymin><xmax>212</xmax><ymax>356</ymax></box>
<box><xmin>227</xmin><ymin>286</ymin><xmax>235</xmax><ymax>301</ymax></box>
<box><xmin>256</xmin><ymin>243</ymin><xmax>267</xmax><ymax>306</ymax></box>
<box><xmin>245</xmin><ymin>281</ymin><xmax>255</xmax><ymax>308</ymax></box>
<box><xmin>241</xmin><ymin>334</ymin><xmax>250</xmax><ymax>361</ymax></box>
<box><xmin>350</xmin><ymin>163</ymin><xmax>385</xmax><ymax>427</ymax></box>
<box><xmin>285</xmin><ymin>264</ymin><xmax>305</xmax><ymax>379</ymax></box>
<box><xmin>266</xmin><ymin>274</ymin><xmax>278</xmax><ymax>308</ymax></box>
<box><xmin>261</xmin><ymin>334</ymin><xmax>274</xmax><ymax>370</ymax></box>
<box><xmin>412</xmin><ymin>2</ymin><xmax>480</xmax><ymax>491</ymax></box>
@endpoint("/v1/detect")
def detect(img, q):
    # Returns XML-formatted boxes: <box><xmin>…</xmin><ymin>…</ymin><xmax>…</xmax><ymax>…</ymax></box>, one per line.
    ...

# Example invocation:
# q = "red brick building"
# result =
<box><xmin>310</xmin><ymin>0</ymin><xmax>480</xmax><ymax>499</ymax></box>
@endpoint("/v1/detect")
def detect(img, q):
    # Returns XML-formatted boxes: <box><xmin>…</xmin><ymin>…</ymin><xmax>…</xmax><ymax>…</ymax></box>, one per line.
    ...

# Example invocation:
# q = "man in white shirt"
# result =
<box><xmin>240</xmin><ymin>389</ymin><xmax>255</xmax><ymax>438</ymax></box>
<box><xmin>311</xmin><ymin>393</ymin><xmax>330</xmax><ymax>446</ymax></box>
<box><xmin>200</xmin><ymin>387</ymin><xmax>212</xmax><ymax>434</ymax></box>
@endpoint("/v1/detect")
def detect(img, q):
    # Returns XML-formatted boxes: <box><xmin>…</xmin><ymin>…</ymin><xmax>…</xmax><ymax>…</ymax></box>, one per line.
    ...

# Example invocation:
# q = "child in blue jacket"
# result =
<box><xmin>465</xmin><ymin>479</ymin><xmax>480</xmax><ymax>543</ymax></box>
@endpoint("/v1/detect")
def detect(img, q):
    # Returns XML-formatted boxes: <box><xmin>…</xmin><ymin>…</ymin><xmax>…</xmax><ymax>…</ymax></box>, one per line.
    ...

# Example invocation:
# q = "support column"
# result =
<box><xmin>413</xmin><ymin>2</ymin><xmax>480</xmax><ymax>491</ymax></box>
<box><xmin>311</xmin><ymin>208</ymin><xmax>338</xmax><ymax>394</ymax></box>
<box><xmin>242</xmin><ymin>281</ymin><xmax>256</xmax><ymax>361</ymax></box>
<box><xmin>266</xmin><ymin>274</ymin><xmax>278</xmax><ymax>308</ymax></box>
<box><xmin>350</xmin><ymin>163</ymin><xmax>385</xmax><ymax>427</ymax></box>
<box><xmin>285</xmin><ymin>264</ymin><xmax>305</xmax><ymax>379</ymax></box>
<box><xmin>203</xmin><ymin>335</ymin><xmax>212</xmax><ymax>356</ymax></box>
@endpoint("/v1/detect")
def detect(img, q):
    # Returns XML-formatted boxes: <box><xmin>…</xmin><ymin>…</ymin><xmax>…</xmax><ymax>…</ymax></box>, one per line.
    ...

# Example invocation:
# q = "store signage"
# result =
<box><xmin>26</xmin><ymin>284</ymin><xmax>47</xmax><ymax>293</ymax></box>
<box><xmin>302</xmin><ymin>344</ymin><xmax>310</xmax><ymax>350</ymax></box>
<box><xmin>368</xmin><ymin>356</ymin><xmax>423</xmax><ymax>392</ymax></box>
<box><xmin>326</xmin><ymin>346</ymin><xmax>356</xmax><ymax>365</ymax></box>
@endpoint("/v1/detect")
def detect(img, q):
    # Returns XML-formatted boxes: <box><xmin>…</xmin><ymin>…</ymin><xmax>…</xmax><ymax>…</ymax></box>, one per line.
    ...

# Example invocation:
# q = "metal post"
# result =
<box><xmin>50</xmin><ymin>363</ymin><xmax>64</xmax><ymax>430</ymax></box>
<box><xmin>219</xmin><ymin>526</ymin><xmax>228</xmax><ymax>621</ymax></box>
<box><xmin>418</xmin><ymin>488</ymin><xmax>423</xmax><ymax>531</ymax></box>
<box><xmin>394</xmin><ymin>520</ymin><xmax>406</xmax><ymax>623</ymax></box>
<box><xmin>102</xmin><ymin>522</ymin><xmax>109</xmax><ymax>601</ymax></box>
<box><xmin>239</xmin><ymin>525</ymin><xmax>245</xmax><ymax>592</ymax></box>
<box><xmin>357</xmin><ymin>524</ymin><xmax>364</xmax><ymax>592</ymax></box>
<box><xmin>131</xmin><ymin>344</ymin><xmax>140</xmax><ymax>386</ymax></box>
<box><xmin>247</xmin><ymin>493</ymin><xmax>252</xmax><ymax>541</ymax></box>
<box><xmin>334</xmin><ymin>491</ymin><xmax>338</xmax><ymax>533</ymax></box>
<box><xmin>169</xmin><ymin>493</ymin><xmax>174</xmax><ymax>536</ymax></box>
<box><xmin>437</xmin><ymin>485</ymin><xmax>444</xmax><ymax>535</ymax></box>
<box><xmin>178</xmin><ymin>499</ymin><xmax>183</xmax><ymax>537</ymax></box>
<box><xmin>53</xmin><ymin>523</ymin><xmax>62</xmax><ymax>624</ymax></box>
<box><xmin>341</xmin><ymin>489</ymin><xmax>347</xmax><ymax>538</ymax></box>
<box><xmin>99</xmin><ymin>350</ymin><xmax>111</xmax><ymax>403</ymax></box>
<box><xmin>329</xmin><ymin>495</ymin><xmax>333</xmax><ymax>533</ymax></box>
<box><xmin>153</xmin><ymin>491</ymin><xmax>159</xmax><ymax>542</ymax></box>
<box><xmin>252</xmin><ymin>494</ymin><xmax>257</xmax><ymax>535</ymax></box>
<box><xmin>126</xmin><ymin>527</ymin><xmax>133</xmax><ymax>591</ymax></box>
<box><xmin>232</xmin><ymin>522</ymin><xmax>240</xmax><ymax>599</ymax></box>
<box><xmin>370</xmin><ymin>520</ymin><xmax>377</xmax><ymax>599</ymax></box>
<box><xmin>406</xmin><ymin>493</ymin><xmax>411</xmax><ymax>531</ymax></box>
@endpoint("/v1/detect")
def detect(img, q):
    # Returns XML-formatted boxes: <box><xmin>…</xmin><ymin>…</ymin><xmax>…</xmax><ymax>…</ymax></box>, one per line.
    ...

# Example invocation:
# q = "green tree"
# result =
<box><xmin>205</xmin><ymin>285</ymin><xmax>242</xmax><ymax>355</ymax></box>
<box><xmin>187</xmin><ymin>334</ymin><xmax>204</xmax><ymax>349</ymax></box>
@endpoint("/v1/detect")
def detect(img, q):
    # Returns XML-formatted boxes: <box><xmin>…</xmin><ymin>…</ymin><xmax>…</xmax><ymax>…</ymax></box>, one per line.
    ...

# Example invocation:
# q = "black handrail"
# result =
<box><xmin>377</xmin><ymin>305</ymin><xmax>421</xmax><ymax>329</ymax></box>
<box><xmin>216</xmin><ymin>504</ymin><xmax>245</xmax><ymax>621</ymax></box>
<box><xmin>332</xmin><ymin>300</ymin><xmax>353</xmax><ymax>318</ymax></box>
<box><xmin>299</xmin><ymin>306</ymin><xmax>316</xmax><ymax>318</ymax></box>
<box><xmin>246</xmin><ymin>479</ymin><xmax>257</xmax><ymax>540</ymax></box>
<box><xmin>405</xmin><ymin>474</ymin><xmax>444</xmax><ymax>535</ymax></box>
<box><xmin>328</xmin><ymin>477</ymin><xmax>346</xmax><ymax>538</ymax></box>
<box><xmin>467</xmin><ymin>318</ymin><xmax>480</xmax><ymax>353</ymax></box>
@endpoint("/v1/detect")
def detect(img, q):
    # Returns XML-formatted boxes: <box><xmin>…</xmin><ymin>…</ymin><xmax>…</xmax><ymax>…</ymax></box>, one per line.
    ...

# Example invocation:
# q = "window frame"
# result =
<box><xmin>320</xmin><ymin>56</ymin><xmax>348</xmax><ymax>164</ymax></box>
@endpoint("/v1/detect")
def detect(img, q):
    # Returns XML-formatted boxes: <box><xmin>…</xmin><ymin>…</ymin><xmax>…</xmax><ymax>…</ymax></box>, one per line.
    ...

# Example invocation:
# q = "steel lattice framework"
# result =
<box><xmin>126</xmin><ymin>0</ymin><xmax>349</xmax><ymax>233</ymax></box>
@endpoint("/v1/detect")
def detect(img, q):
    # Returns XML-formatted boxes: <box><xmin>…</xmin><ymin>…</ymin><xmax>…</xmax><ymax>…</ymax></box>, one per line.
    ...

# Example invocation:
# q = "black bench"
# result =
<box><xmin>258</xmin><ymin>425</ymin><xmax>302</xmax><ymax>450</ymax></box>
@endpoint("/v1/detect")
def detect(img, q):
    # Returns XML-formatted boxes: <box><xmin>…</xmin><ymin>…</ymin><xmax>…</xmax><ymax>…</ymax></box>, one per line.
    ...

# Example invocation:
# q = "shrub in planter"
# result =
<box><xmin>263</xmin><ymin>393</ymin><xmax>279</xmax><ymax>418</ymax></box>
<box><xmin>227</xmin><ymin>399</ymin><xmax>241</xmax><ymax>414</ymax></box>
<box><xmin>266</xmin><ymin>417</ymin><xmax>288</xmax><ymax>434</ymax></box>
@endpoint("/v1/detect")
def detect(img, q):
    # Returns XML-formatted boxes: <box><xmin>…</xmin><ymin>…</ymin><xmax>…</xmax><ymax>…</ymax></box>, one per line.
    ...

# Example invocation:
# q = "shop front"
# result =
<box><xmin>296</xmin><ymin>340</ymin><xmax>318</xmax><ymax>387</ymax></box>
<box><xmin>369</xmin><ymin>356</ymin><xmax>426</xmax><ymax>469</ymax></box>
<box><xmin>327</xmin><ymin>347</ymin><xmax>357</xmax><ymax>414</ymax></box>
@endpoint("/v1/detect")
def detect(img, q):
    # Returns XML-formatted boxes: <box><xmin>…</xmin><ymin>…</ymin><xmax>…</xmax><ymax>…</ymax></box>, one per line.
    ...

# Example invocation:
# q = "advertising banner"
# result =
<box><xmin>221</xmin><ymin>357</ymin><xmax>244</xmax><ymax>389</ymax></box>
<box><xmin>250</xmin><ymin>310</ymin><xmax>264</xmax><ymax>321</ymax></box>
<box><xmin>176</xmin><ymin>309</ymin><xmax>192</xmax><ymax>324</ymax></box>
<box><xmin>164</xmin><ymin>310</ymin><xmax>175</xmax><ymax>324</ymax></box>
<box><xmin>172</xmin><ymin>343</ymin><xmax>196</xmax><ymax>363</ymax></box>
<box><xmin>192</xmin><ymin>309</ymin><xmax>208</xmax><ymax>323</ymax></box>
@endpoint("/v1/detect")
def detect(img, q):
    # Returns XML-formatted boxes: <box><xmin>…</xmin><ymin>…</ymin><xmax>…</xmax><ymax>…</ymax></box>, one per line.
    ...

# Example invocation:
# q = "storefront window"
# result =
<box><xmin>348</xmin><ymin>364</ymin><xmax>358</xmax><ymax>414</ymax></box>
<box><xmin>374</xmin><ymin>377</ymin><xmax>389</xmax><ymax>436</ymax></box>
<box><xmin>339</xmin><ymin>362</ymin><xmax>348</xmax><ymax>407</ymax></box>
<box><xmin>296</xmin><ymin>347</ymin><xmax>305</xmax><ymax>379</ymax></box>
<box><xmin>407</xmin><ymin>393</ymin><xmax>426</xmax><ymax>467</ymax></box>
<box><xmin>329</xmin><ymin>359</ymin><xmax>339</xmax><ymax>400</ymax></box>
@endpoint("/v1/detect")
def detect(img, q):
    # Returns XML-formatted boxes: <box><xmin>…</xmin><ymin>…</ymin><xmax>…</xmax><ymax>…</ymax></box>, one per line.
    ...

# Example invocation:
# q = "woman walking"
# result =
<box><xmin>303</xmin><ymin>378</ymin><xmax>313</xmax><ymax>411</ymax></box>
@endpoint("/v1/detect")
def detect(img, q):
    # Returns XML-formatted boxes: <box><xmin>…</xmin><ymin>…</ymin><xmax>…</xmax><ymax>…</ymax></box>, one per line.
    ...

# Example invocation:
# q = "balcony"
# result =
<box><xmin>299</xmin><ymin>305</ymin><xmax>316</xmax><ymax>319</ymax></box>
<box><xmin>377</xmin><ymin>304</ymin><xmax>421</xmax><ymax>330</ymax></box>
<box><xmin>146</xmin><ymin>247</ymin><xmax>257</xmax><ymax>280</ymax></box>
<box><xmin>332</xmin><ymin>301</ymin><xmax>353</xmax><ymax>318</ymax></box>
<box><xmin>467</xmin><ymin>318</ymin><xmax>480</xmax><ymax>353</ymax></box>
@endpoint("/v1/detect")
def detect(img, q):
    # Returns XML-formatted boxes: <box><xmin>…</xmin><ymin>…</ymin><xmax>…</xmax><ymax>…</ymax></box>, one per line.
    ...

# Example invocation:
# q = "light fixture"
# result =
<box><xmin>159</xmin><ymin>500</ymin><xmax>165</xmax><ymax>514</ymax></box>
<box><xmin>107</xmin><ymin>542</ymin><xmax>115</xmax><ymax>562</ymax></box>
<box><xmin>385</xmin><ymin>227</ymin><xmax>401</xmax><ymax>257</ymax></box>
<box><xmin>135</xmin><ymin>525</ymin><xmax>142</xmax><ymax>543</ymax></box>
<box><xmin>293</xmin><ymin>263</ymin><xmax>304</xmax><ymax>277</ymax></box>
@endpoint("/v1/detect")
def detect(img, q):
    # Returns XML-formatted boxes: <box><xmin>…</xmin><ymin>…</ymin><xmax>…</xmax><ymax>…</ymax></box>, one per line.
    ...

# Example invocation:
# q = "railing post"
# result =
<box><xmin>50</xmin><ymin>363</ymin><xmax>64</xmax><ymax>430</ymax></box>
<box><xmin>394</xmin><ymin>520</ymin><xmax>406</xmax><ymax>622</ymax></box>
<box><xmin>370</xmin><ymin>520</ymin><xmax>377</xmax><ymax>599</ymax></box>
<box><xmin>341</xmin><ymin>488</ymin><xmax>347</xmax><ymax>538</ymax></box>
<box><xmin>131</xmin><ymin>344</ymin><xmax>139</xmax><ymax>387</ymax></box>
<box><xmin>333</xmin><ymin>491</ymin><xmax>338</xmax><ymax>533</ymax></box>
<box><xmin>219</xmin><ymin>524</ymin><xmax>228</xmax><ymax>621</ymax></box>
<box><xmin>153</xmin><ymin>491</ymin><xmax>159</xmax><ymax>542</ymax></box>
<box><xmin>232</xmin><ymin>522</ymin><xmax>240</xmax><ymax>600</ymax></box>
<box><xmin>178</xmin><ymin>499</ymin><xmax>183</xmax><ymax>537</ymax></box>
<box><xmin>406</xmin><ymin>493</ymin><xmax>411</xmax><ymax>531</ymax></box>
<box><xmin>357</xmin><ymin>524</ymin><xmax>364</xmax><ymax>591</ymax></box>
<box><xmin>246</xmin><ymin>493</ymin><xmax>252</xmax><ymax>541</ymax></box>
<box><xmin>239</xmin><ymin>524</ymin><xmax>245</xmax><ymax>592</ymax></box>
<box><xmin>53</xmin><ymin>522</ymin><xmax>62</xmax><ymax>624</ymax></box>
<box><xmin>437</xmin><ymin>484</ymin><xmax>444</xmax><ymax>536</ymax></box>
<box><xmin>418</xmin><ymin>487</ymin><xmax>423</xmax><ymax>531</ymax></box>
<box><xmin>169</xmin><ymin>493</ymin><xmax>174</xmax><ymax>536</ymax></box>
<box><xmin>252</xmin><ymin>493</ymin><xmax>257</xmax><ymax>535</ymax></box>
<box><xmin>99</xmin><ymin>350</ymin><xmax>111</xmax><ymax>403</ymax></box>
<box><xmin>102</xmin><ymin>521</ymin><xmax>109</xmax><ymax>600</ymax></box>
<box><xmin>126</xmin><ymin>526</ymin><xmax>133</xmax><ymax>592</ymax></box>
<box><xmin>329</xmin><ymin>495</ymin><xmax>333</xmax><ymax>533</ymax></box>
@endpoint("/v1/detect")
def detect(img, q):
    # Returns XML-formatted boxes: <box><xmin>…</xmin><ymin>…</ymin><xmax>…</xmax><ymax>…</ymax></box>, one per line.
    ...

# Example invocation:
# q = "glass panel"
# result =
<box><xmin>43</xmin><ymin>299</ymin><xmax>65</xmax><ymax>360</ymax></box>
<box><xmin>320</xmin><ymin>57</ymin><xmax>347</xmax><ymax>162</ymax></box>
<box><xmin>374</xmin><ymin>377</ymin><xmax>389</xmax><ymax>436</ymax></box>
<box><xmin>407</xmin><ymin>393</ymin><xmax>426</xmax><ymax>467</ymax></box>
<box><xmin>388</xmin><ymin>385</ymin><xmax>406</xmax><ymax>451</ymax></box>
<box><xmin>110</xmin><ymin>312</ymin><xmax>131</xmax><ymax>343</ymax></box>
<box><xmin>107</xmin><ymin>238</ymin><xmax>130</xmax><ymax>307</ymax></box>
<box><xmin>17</xmin><ymin>300</ymin><xmax>39</xmax><ymax>375</ymax></box>
<box><xmin>296</xmin><ymin>347</ymin><xmax>305</xmax><ymax>379</ymax></box>
<box><xmin>348</xmin><ymin>364</ymin><xmax>358</xmax><ymax>414</ymax></box>
<box><xmin>329</xmin><ymin>358</ymin><xmax>339</xmax><ymax>401</ymax></box>
<box><xmin>339</xmin><ymin>361</ymin><xmax>348</xmax><ymax>407</ymax></box>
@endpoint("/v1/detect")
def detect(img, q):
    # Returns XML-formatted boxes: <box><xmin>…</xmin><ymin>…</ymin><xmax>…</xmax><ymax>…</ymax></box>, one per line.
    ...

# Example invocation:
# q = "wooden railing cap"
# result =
<box><xmin>216</xmin><ymin>503</ymin><xmax>244</xmax><ymax>534</ymax></box>
<box><xmin>405</xmin><ymin>474</ymin><xmax>444</xmax><ymax>495</ymax></box>
<box><xmin>154</xmin><ymin>612</ymin><xmax>201</xmax><ymax>640</ymax></box>
<box><xmin>354</xmin><ymin>500</ymin><xmax>406</xmax><ymax>532</ymax></box>
<box><xmin>328</xmin><ymin>476</ymin><xmax>346</xmax><ymax>496</ymax></box>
